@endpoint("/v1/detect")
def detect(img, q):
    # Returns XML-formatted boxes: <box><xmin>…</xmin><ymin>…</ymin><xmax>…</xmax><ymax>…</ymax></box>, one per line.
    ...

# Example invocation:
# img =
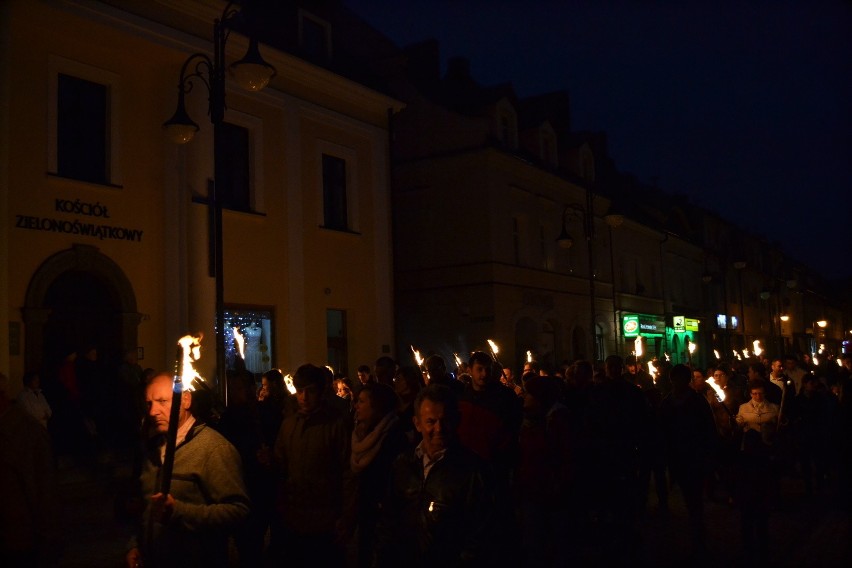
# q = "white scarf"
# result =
<box><xmin>350</xmin><ymin>411</ymin><xmax>398</xmax><ymax>474</ymax></box>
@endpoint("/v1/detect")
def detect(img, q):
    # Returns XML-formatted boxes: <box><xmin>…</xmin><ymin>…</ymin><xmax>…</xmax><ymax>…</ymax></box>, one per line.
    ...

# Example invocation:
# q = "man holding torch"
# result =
<box><xmin>126</xmin><ymin>372</ymin><xmax>250</xmax><ymax>568</ymax></box>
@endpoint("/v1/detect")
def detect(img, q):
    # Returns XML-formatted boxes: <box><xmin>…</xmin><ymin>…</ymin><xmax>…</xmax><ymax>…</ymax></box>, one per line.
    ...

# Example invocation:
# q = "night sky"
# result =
<box><xmin>345</xmin><ymin>0</ymin><xmax>852</xmax><ymax>280</ymax></box>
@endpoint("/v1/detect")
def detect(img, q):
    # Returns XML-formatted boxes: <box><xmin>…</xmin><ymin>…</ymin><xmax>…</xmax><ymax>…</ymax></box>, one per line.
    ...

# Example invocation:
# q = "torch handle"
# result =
<box><xmin>160</xmin><ymin>375</ymin><xmax>183</xmax><ymax>496</ymax></box>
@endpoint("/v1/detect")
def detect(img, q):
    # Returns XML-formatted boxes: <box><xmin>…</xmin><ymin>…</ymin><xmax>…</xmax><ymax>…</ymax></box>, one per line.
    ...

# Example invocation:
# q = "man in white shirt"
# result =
<box><xmin>15</xmin><ymin>372</ymin><xmax>52</xmax><ymax>429</ymax></box>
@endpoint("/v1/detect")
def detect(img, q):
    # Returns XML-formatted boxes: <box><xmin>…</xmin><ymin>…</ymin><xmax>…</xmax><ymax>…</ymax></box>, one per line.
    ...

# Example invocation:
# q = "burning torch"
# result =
<box><xmin>487</xmin><ymin>339</ymin><xmax>510</xmax><ymax>382</ymax></box>
<box><xmin>161</xmin><ymin>334</ymin><xmax>203</xmax><ymax>496</ymax></box>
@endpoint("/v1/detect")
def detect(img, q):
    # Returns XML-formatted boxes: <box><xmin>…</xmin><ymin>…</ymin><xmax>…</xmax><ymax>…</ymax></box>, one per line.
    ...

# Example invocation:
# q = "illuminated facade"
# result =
<box><xmin>1</xmin><ymin>0</ymin><xmax>402</xmax><ymax>390</ymax></box>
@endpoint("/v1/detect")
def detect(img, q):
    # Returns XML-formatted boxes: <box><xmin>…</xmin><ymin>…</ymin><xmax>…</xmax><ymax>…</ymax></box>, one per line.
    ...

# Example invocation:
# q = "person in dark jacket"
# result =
<box><xmin>348</xmin><ymin>382</ymin><xmax>408</xmax><ymax>567</ymax></box>
<box><xmin>271</xmin><ymin>364</ymin><xmax>353</xmax><ymax>566</ymax></box>
<box><xmin>376</xmin><ymin>384</ymin><xmax>496</xmax><ymax>567</ymax></box>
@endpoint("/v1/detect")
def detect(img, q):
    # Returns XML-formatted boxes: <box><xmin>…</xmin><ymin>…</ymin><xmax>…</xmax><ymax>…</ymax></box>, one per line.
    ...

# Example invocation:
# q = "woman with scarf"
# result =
<box><xmin>349</xmin><ymin>382</ymin><xmax>408</xmax><ymax>567</ymax></box>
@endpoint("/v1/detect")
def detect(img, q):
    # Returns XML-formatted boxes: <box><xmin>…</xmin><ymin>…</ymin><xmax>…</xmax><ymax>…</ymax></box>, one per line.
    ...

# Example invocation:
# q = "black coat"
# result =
<box><xmin>376</xmin><ymin>444</ymin><xmax>496</xmax><ymax>568</ymax></box>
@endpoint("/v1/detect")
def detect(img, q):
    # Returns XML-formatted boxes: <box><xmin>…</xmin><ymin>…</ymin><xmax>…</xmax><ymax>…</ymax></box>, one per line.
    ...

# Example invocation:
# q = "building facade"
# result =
<box><xmin>1</xmin><ymin>0</ymin><xmax>402</xmax><ymax>391</ymax></box>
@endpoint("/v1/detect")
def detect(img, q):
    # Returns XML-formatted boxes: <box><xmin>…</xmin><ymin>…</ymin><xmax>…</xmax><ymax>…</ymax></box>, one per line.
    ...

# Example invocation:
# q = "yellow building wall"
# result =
<box><xmin>2</xmin><ymin>0</ymin><xmax>398</xmax><ymax>389</ymax></box>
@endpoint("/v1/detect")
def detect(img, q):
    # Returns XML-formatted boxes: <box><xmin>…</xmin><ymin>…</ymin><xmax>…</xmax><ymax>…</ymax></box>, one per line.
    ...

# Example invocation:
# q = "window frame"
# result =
<box><xmin>317</xmin><ymin>141</ymin><xmax>359</xmax><ymax>233</ymax></box>
<box><xmin>47</xmin><ymin>55</ymin><xmax>122</xmax><ymax>187</ymax></box>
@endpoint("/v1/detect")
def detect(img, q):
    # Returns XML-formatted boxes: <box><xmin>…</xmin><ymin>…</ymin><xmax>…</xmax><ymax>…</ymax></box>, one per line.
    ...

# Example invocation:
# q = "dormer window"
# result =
<box><xmin>539</xmin><ymin>123</ymin><xmax>558</xmax><ymax>166</ymax></box>
<box><xmin>299</xmin><ymin>10</ymin><xmax>332</xmax><ymax>63</ymax></box>
<box><xmin>494</xmin><ymin>98</ymin><xmax>517</xmax><ymax>148</ymax></box>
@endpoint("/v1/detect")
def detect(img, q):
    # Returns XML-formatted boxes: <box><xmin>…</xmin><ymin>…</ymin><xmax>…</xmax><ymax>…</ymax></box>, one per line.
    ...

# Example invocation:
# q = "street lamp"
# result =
<box><xmin>733</xmin><ymin>260</ymin><xmax>746</xmax><ymax>350</ymax></box>
<box><xmin>556</xmin><ymin>187</ymin><xmax>598</xmax><ymax>361</ymax></box>
<box><xmin>163</xmin><ymin>2</ymin><xmax>276</xmax><ymax>400</ymax></box>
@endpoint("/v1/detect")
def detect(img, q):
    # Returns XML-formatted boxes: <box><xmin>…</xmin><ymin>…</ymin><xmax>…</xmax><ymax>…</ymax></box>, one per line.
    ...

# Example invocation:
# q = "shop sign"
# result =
<box><xmin>623</xmin><ymin>314</ymin><xmax>665</xmax><ymax>337</ymax></box>
<box><xmin>672</xmin><ymin>315</ymin><xmax>700</xmax><ymax>333</ymax></box>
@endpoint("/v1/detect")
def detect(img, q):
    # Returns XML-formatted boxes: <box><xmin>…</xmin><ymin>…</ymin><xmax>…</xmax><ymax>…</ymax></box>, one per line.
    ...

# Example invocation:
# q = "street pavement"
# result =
<box><xmin>54</xmin><ymin>453</ymin><xmax>851</xmax><ymax>567</ymax></box>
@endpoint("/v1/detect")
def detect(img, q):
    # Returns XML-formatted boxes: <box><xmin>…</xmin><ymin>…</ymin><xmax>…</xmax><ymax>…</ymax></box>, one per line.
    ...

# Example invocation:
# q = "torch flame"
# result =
<box><xmin>634</xmin><ymin>336</ymin><xmax>643</xmax><ymax>358</ymax></box>
<box><xmin>812</xmin><ymin>353</ymin><xmax>819</xmax><ymax>366</ymax></box>
<box><xmin>454</xmin><ymin>353</ymin><xmax>462</xmax><ymax>368</ymax></box>
<box><xmin>706</xmin><ymin>377</ymin><xmax>726</xmax><ymax>402</ymax></box>
<box><xmin>647</xmin><ymin>360</ymin><xmax>658</xmax><ymax>385</ymax></box>
<box><xmin>326</xmin><ymin>365</ymin><xmax>335</xmax><ymax>376</ymax></box>
<box><xmin>283</xmin><ymin>373</ymin><xmax>296</xmax><ymax>395</ymax></box>
<box><xmin>487</xmin><ymin>339</ymin><xmax>499</xmax><ymax>356</ymax></box>
<box><xmin>526</xmin><ymin>350</ymin><xmax>533</xmax><ymax>363</ymax></box>
<box><xmin>664</xmin><ymin>353</ymin><xmax>670</xmax><ymax>362</ymax></box>
<box><xmin>735</xmin><ymin>352</ymin><xmax>743</xmax><ymax>361</ymax></box>
<box><xmin>714</xmin><ymin>349</ymin><xmax>721</xmax><ymax>360</ymax></box>
<box><xmin>743</xmin><ymin>348</ymin><xmax>750</xmax><ymax>358</ymax></box>
<box><xmin>752</xmin><ymin>340</ymin><xmax>763</xmax><ymax>357</ymax></box>
<box><xmin>232</xmin><ymin>327</ymin><xmax>245</xmax><ymax>360</ymax></box>
<box><xmin>688</xmin><ymin>343</ymin><xmax>696</xmax><ymax>354</ymax></box>
<box><xmin>837</xmin><ymin>358</ymin><xmax>843</xmax><ymax>367</ymax></box>
<box><xmin>178</xmin><ymin>334</ymin><xmax>204</xmax><ymax>391</ymax></box>
<box><xmin>410</xmin><ymin>345</ymin><xmax>424</xmax><ymax>367</ymax></box>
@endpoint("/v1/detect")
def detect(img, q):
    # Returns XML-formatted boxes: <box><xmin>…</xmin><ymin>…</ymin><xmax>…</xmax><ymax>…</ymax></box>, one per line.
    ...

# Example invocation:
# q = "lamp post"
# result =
<box><xmin>733</xmin><ymin>260</ymin><xmax>746</xmax><ymax>351</ymax></box>
<box><xmin>557</xmin><ymin>187</ymin><xmax>597</xmax><ymax>361</ymax></box>
<box><xmin>163</xmin><ymin>2</ymin><xmax>275</xmax><ymax>400</ymax></box>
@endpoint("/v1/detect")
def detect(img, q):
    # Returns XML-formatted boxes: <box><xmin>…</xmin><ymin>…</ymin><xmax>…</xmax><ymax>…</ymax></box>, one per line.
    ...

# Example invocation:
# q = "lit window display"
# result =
<box><xmin>224</xmin><ymin>308</ymin><xmax>273</xmax><ymax>375</ymax></box>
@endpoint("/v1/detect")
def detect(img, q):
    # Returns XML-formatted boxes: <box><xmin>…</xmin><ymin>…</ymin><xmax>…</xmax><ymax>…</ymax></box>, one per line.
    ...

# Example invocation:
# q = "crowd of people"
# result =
<box><xmin>2</xmin><ymin>346</ymin><xmax>851</xmax><ymax>567</ymax></box>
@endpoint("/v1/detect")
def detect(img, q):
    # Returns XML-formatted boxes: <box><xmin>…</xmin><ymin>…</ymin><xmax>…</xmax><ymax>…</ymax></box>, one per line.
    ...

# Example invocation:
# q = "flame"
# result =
<box><xmin>688</xmin><ymin>343</ymin><xmax>696</xmax><ymax>354</ymax></box>
<box><xmin>706</xmin><ymin>377</ymin><xmax>726</xmax><ymax>402</ymax></box>
<box><xmin>812</xmin><ymin>354</ymin><xmax>820</xmax><ymax>366</ymax></box>
<box><xmin>454</xmin><ymin>353</ymin><xmax>462</xmax><ymax>368</ymax></box>
<box><xmin>818</xmin><ymin>344</ymin><xmax>826</xmax><ymax>354</ymax></box>
<box><xmin>714</xmin><ymin>349</ymin><xmax>721</xmax><ymax>360</ymax></box>
<box><xmin>326</xmin><ymin>365</ymin><xmax>335</xmax><ymax>376</ymax></box>
<box><xmin>752</xmin><ymin>340</ymin><xmax>763</xmax><ymax>357</ymax></box>
<box><xmin>647</xmin><ymin>360</ymin><xmax>658</xmax><ymax>385</ymax></box>
<box><xmin>664</xmin><ymin>353</ymin><xmax>670</xmax><ymax>362</ymax></box>
<box><xmin>410</xmin><ymin>345</ymin><xmax>424</xmax><ymax>367</ymax></box>
<box><xmin>283</xmin><ymin>373</ymin><xmax>296</xmax><ymax>395</ymax></box>
<box><xmin>177</xmin><ymin>334</ymin><xmax>204</xmax><ymax>391</ymax></box>
<box><xmin>634</xmin><ymin>337</ymin><xmax>643</xmax><ymax>358</ymax></box>
<box><xmin>487</xmin><ymin>339</ymin><xmax>500</xmax><ymax>356</ymax></box>
<box><xmin>735</xmin><ymin>352</ymin><xmax>743</xmax><ymax>361</ymax></box>
<box><xmin>838</xmin><ymin>358</ymin><xmax>843</xmax><ymax>367</ymax></box>
<box><xmin>526</xmin><ymin>350</ymin><xmax>533</xmax><ymax>363</ymax></box>
<box><xmin>232</xmin><ymin>327</ymin><xmax>245</xmax><ymax>360</ymax></box>
<box><xmin>743</xmin><ymin>348</ymin><xmax>750</xmax><ymax>358</ymax></box>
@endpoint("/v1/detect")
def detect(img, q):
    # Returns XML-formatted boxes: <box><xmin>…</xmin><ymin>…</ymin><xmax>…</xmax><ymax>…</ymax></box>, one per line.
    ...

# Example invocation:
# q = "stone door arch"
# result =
<box><xmin>22</xmin><ymin>244</ymin><xmax>140</xmax><ymax>372</ymax></box>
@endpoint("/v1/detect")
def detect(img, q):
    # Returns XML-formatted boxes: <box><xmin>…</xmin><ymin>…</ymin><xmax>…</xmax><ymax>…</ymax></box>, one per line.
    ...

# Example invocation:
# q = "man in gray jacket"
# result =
<box><xmin>126</xmin><ymin>373</ymin><xmax>250</xmax><ymax>568</ymax></box>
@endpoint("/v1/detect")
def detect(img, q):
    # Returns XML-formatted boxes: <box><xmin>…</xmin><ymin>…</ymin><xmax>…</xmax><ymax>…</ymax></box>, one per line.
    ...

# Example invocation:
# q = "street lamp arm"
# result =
<box><xmin>177</xmin><ymin>53</ymin><xmax>214</xmax><ymax>104</ymax></box>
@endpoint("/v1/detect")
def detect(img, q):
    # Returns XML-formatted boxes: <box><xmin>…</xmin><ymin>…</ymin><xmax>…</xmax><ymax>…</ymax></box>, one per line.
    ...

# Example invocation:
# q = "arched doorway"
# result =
<box><xmin>22</xmin><ymin>244</ymin><xmax>140</xmax><ymax>374</ymax></box>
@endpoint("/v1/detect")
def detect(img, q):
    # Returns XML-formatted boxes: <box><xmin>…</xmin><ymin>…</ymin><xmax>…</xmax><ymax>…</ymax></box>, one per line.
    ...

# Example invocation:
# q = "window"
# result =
<box><xmin>57</xmin><ymin>74</ymin><xmax>109</xmax><ymax>184</ymax></box>
<box><xmin>224</xmin><ymin>308</ymin><xmax>274</xmax><ymax>376</ymax></box>
<box><xmin>326</xmin><ymin>309</ymin><xmax>348</xmax><ymax>377</ymax></box>
<box><xmin>322</xmin><ymin>154</ymin><xmax>348</xmax><ymax>230</ymax></box>
<box><xmin>539</xmin><ymin>224</ymin><xmax>549</xmax><ymax>270</ymax></box>
<box><xmin>300</xmin><ymin>11</ymin><xmax>331</xmax><ymax>62</ymax></box>
<box><xmin>218</xmin><ymin>122</ymin><xmax>252</xmax><ymax>211</ymax></box>
<box><xmin>512</xmin><ymin>217</ymin><xmax>521</xmax><ymax>264</ymax></box>
<box><xmin>48</xmin><ymin>57</ymin><xmax>121</xmax><ymax>186</ymax></box>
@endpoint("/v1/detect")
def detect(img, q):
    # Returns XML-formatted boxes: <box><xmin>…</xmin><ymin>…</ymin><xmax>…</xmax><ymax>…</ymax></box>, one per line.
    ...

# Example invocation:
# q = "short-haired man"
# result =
<box><xmin>783</xmin><ymin>355</ymin><xmax>807</xmax><ymax>395</ymax></box>
<box><xmin>126</xmin><ymin>373</ymin><xmax>250</xmax><ymax>568</ymax></box>
<box><xmin>376</xmin><ymin>384</ymin><xmax>495</xmax><ymax>566</ymax></box>
<box><xmin>272</xmin><ymin>364</ymin><xmax>352</xmax><ymax>566</ymax></box>
<box><xmin>374</xmin><ymin>356</ymin><xmax>397</xmax><ymax>387</ymax></box>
